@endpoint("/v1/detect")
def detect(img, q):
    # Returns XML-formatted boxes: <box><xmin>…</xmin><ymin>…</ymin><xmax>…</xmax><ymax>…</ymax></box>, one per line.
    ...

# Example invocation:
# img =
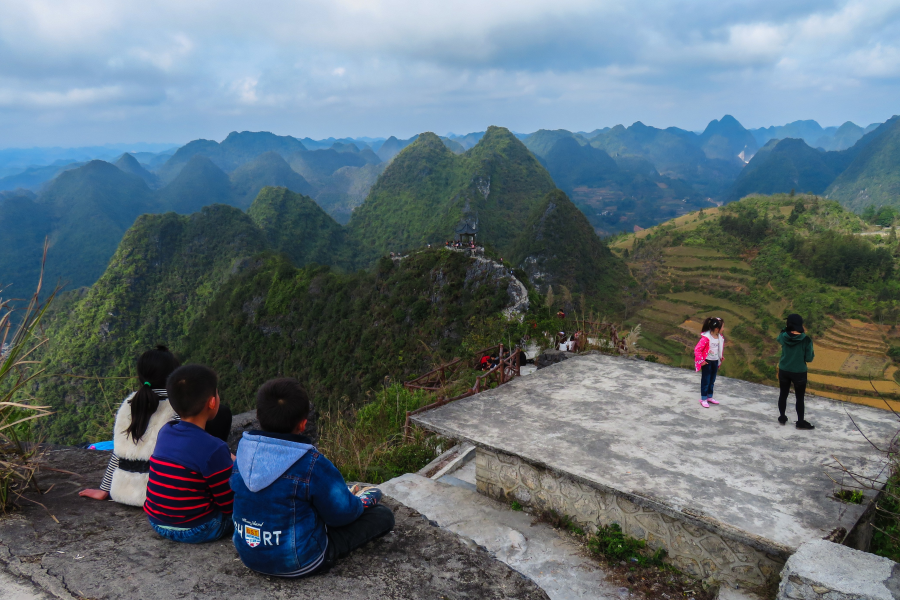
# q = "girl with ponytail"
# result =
<box><xmin>79</xmin><ymin>346</ymin><xmax>180</xmax><ymax>506</ymax></box>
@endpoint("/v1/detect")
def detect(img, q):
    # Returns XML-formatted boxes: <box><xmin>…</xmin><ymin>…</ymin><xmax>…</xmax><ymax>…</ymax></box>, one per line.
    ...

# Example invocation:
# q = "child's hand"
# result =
<box><xmin>79</xmin><ymin>489</ymin><xmax>109</xmax><ymax>501</ymax></box>
<box><xmin>700</xmin><ymin>360</ymin><xmax>707</xmax><ymax>366</ymax></box>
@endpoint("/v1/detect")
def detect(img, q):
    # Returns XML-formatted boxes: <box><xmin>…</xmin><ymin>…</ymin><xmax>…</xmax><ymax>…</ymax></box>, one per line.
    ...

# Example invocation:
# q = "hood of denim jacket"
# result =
<box><xmin>237</xmin><ymin>431</ymin><xmax>314</xmax><ymax>492</ymax></box>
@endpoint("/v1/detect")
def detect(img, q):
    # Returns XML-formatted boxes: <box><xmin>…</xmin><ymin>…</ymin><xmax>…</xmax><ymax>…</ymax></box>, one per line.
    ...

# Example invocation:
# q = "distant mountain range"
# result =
<box><xmin>730</xmin><ymin>116</ymin><xmax>900</xmax><ymax>208</ymax></box>
<box><xmin>3</xmin><ymin>114</ymin><xmax>898</xmax><ymax>298</ymax></box>
<box><xmin>32</xmin><ymin>128</ymin><xmax>632</xmax><ymax>441</ymax></box>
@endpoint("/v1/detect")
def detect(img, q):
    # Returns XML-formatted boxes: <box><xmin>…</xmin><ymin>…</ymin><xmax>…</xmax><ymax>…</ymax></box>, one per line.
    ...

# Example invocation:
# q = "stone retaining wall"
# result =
<box><xmin>475</xmin><ymin>447</ymin><xmax>785</xmax><ymax>587</ymax></box>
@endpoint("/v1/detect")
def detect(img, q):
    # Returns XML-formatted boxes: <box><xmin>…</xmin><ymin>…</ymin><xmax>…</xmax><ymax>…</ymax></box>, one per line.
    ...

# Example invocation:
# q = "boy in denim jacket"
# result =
<box><xmin>231</xmin><ymin>378</ymin><xmax>394</xmax><ymax>577</ymax></box>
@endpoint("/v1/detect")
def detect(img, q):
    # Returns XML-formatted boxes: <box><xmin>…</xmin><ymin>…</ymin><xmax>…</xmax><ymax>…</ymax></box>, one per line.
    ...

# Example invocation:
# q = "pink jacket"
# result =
<box><xmin>694</xmin><ymin>333</ymin><xmax>725</xmax><ymax>371</ymax></box>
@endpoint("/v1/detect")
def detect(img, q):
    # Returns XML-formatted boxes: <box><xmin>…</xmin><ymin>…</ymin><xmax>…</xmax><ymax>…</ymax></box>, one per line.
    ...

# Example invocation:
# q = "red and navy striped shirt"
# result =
<box><xmin>144</xmin><ymin>421</ymin><xmax>234</xmax><ymax>528</ymax></box>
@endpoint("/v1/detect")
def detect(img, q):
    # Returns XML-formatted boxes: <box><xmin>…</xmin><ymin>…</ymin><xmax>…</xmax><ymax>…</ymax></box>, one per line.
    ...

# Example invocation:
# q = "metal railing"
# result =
<box><xmin>402</xmin><ymin>343</ymin><xmax>521</xmax><ymax>441</ymax></box>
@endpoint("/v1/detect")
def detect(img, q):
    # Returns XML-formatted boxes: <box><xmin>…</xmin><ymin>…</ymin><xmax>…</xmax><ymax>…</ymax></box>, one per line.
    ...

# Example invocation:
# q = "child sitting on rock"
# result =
<box><xmin>80</xmin><ymin>346</ymin><xmax>180</xmax><ymax>506</ymax></box>
<box><xmin>144</xmin><ymin>365</ymin><xmax>235</xmax><ymax>543</ymax></box>
<box><xmin>230</xmin><ymin>378</ymin><xmax>394</xmax><ymax>577</ymax></box>
<box><xmin>80</xmin><ymin>346</ymin><xmax>233</xmax><ymax>507</ymax></box>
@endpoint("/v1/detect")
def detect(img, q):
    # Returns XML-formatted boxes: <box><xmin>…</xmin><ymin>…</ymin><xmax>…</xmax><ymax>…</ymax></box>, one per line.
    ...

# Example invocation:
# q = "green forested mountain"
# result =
<box><xmin>539</xmin><ymin>136</ymin><xmax>708</xmax><ymax>234</ymax></box>
<box><xmin>288</xmin><ymin>148</ymin><xmax>372</xmax><ymax>185</ymax></box>
<box><xmin>36</xmin><ymin>204</ymin><xmax>270</xmax><ymax>441</ymax></box>
<box><xmin>0</xmin><ymin>161</ymin><xmax>85</xmax><ymax>192</ymax></box>
<box><xmin>826</xmin><ymin>116</ymin><xmax>900</xmax><ymax>211</ymax></box>
<box><xmin>728</xmin><ymin>116</ymin><xmax>899</xmax><ymax>211</ymax></box>
<box><xmin>311</xmin><ymin>163</ymin><xmax>387</xmax><ymax>224</ymax></box>
<box><xmin>348</xmin><ymin>127</ymin><xmax>557</xmax><ymax>260</ymax></box>
<box><xmin>376</xmin><ymin>135</ymin><xmax>417</xmax><ymax>162</ymax></box>
<box><xmin>248</xmin><ymin>187</ymin><xmax>360</xmax><ymax>269</ymax></box>
<box><xmin>750</xmin><ymin>119</ymin><xmax>881</xmax><ymax>151</ymax></box>
<box><xmin>698</xmin><ymin>115</ymin><xmax>758</xmax><ymax>162</ymax></box>
<box><xmin>36</xmin><ymin>209</ymin><xmax>521</xmax><ymax>442</ymax></box>
<box><xmin>440</xmin><ymin>137</ymin><xmax>466</xmax><ymax>154</ymax></box>
<box><xmin>155</xmin><ymin>155</ymin><xmax>233</xmax><ymax>213</ymax></box>
<box><xmin>181</xmin><ymin>249</ymin><xmax>515</xmax><ymax>420</ymax></box>
<box><xmin>816</xmin><ymin>122</ymin><xmax>866</xmax><ymax>151</ymax></box>
<box><xmin>231</xmin><ymin>151</ymin><xmax>317</xmax><ymax>208</ymax></box>
<box><xmin>158</xmin><ymin>131</ymin><xmax>308</xmax><ymax>182</ymax></box>
<box><xmin>751</xmin><ymin>119</ymin><xmax>830</xmax><ymax>147</ymax></box>
<box><xmin>727</xmin><ymin>138</ymin><xmax>852</xmax><ymax>201</ymax></box>
<box><xmin>588</xmin><ymin>121</ymin><xmax>742</xmax><ymax>198</ymax></box>
<box><xmin>38</xmin><ymin>160</ymin><xmax>156</xmax><ymax>288</ymax></box>
<box><xmin>0</xmin><ymin>192</ymin><xmax>52</xmax><ymax>293</ymax></box>
<box><xmin>510</xmin><ymin>189</ymin><xmax>632</xmax><ymax>303</ymax></box>
<box><xmin>114</xmin><ymin>153</ymin><xmax>159</xmax><ymax>189</ymax></box>
<box><xmin>522</xmin><ymin>129</ymin><xmax>586</xmax><ymax>158</ymax></box>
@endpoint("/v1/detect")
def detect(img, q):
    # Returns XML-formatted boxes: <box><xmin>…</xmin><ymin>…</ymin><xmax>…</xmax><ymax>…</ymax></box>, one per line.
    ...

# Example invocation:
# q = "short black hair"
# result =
<box><xmin>256</xmin><ymin>378</ymin><xmax>310</xmax><ymax>434</ymax></box>
<box><xmin>166</xmin><ymin>365</ymin><xmax>218</xmax><ymax>417</ymax></box>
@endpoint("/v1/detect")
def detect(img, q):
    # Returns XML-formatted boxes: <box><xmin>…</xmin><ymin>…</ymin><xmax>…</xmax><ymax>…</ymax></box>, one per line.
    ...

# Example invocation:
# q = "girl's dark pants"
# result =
<box><xmin>700</xmin><ymin>360</ymin><xmax>719</xmax><ymax>399</ymax></box>
<box><xmin>778</xmin><ymin>370</ymin><xmax>807</xmax><ymax>421</ymax></box>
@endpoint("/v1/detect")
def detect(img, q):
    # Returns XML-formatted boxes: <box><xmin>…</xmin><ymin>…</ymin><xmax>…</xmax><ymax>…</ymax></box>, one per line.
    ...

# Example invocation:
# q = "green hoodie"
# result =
<box><xmin>777</xmin><ymin>330</ymin><xmax>815</xmax><ymax>373</ymax></box>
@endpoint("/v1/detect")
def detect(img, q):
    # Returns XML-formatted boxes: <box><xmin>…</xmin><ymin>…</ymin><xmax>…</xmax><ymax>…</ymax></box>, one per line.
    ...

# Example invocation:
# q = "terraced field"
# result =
<box><xmin>612</xmin><ymin>204</ymin><xmax>900</xmax><ymax>413</ymax></box>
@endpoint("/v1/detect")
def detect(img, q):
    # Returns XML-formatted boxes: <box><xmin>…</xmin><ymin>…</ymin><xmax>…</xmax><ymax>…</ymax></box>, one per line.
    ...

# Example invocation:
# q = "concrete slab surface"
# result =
<box><xmin>0</xmin><ymin>569</ymin><xmax>54</xmax><ymax>600</ymax></box>
<box><xmin>0</xmin><ymin>448</ymin><xmax>550</xmax><ymax>600</ymax></box>
<box><xmin>381</xmin><ymin>473</ymin><xmax>619</xmax><ymax>600</ymax></box>
<box><xmin>412</xmin><ymin>354</ymin><xmax>897</xmax><ymax>554</ymax></box>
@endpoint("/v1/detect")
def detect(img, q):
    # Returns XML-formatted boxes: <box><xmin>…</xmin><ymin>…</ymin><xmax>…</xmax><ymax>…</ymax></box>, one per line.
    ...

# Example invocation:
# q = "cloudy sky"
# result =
<box><xmin>1</xmin><ymin>0</ymin><xmax>899</xmax><ymax>147</ymax></box>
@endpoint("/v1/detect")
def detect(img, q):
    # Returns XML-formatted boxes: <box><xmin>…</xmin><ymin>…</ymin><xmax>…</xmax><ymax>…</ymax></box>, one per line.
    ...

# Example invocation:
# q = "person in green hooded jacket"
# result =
<box><xmin>777</xmin><ymin>314</ymin><xmax>815</xmax><ymax>429</ymax></box>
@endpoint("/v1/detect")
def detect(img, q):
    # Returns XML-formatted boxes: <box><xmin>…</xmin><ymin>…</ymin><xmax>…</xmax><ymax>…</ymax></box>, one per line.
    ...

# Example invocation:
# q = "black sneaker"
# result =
<box><xmin>796</xmin><ymin>420</ymin><xmax>815</xmax><ymax>430</ymax></box>
<box><xmin>778</xmin><ymin>415</ymin><xmax>788</xmax><ymax>425</ymax></box>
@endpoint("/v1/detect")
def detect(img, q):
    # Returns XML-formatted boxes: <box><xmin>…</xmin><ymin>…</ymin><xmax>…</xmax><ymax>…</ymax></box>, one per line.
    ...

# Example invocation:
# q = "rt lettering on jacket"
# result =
<box><xmin>235</xmin><ymin>519</ymin><xmax>282</xmax><ymax>548</ymax></box>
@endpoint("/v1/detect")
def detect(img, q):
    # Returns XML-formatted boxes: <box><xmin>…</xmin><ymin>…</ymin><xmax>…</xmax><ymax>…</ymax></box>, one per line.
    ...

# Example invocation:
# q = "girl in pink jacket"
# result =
<box><xmin>694</xmin><ymin>317</ymin><xmax>725</xmax><ymax>408</ymax></box>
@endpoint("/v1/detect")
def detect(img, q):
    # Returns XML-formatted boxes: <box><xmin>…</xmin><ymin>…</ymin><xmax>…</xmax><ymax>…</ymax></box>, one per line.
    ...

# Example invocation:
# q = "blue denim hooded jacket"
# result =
<box><xmin>230</xmin><ymin>431</ymin><xmax>363</xmax><ymax>577</ymax></box>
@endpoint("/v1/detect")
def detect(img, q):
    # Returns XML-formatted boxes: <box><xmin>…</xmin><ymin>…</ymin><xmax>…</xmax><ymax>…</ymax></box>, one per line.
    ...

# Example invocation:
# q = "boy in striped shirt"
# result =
<box><xmin>144</xmin><ymin>365</ymin><xmax>235</xmax><ymax>544</ymax></box>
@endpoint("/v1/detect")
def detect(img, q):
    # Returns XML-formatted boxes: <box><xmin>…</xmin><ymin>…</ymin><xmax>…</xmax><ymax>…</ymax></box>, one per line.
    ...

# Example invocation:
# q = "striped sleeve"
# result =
<box><xmin>99</xmin><ymin>454</ymin><xmax>118</xmax><ymax>492</ymax></box>
<box><xmin>206</xmin><ymin>463</ymin><xmax>234</xmax><ymax>515</ymax></box>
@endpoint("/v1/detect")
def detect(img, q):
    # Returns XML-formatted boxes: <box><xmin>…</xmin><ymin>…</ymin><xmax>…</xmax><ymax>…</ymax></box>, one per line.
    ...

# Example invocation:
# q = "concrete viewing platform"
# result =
<box><xmin>411</xmin><ymin>353</ymin><xmax>898</xmax><ymax>587</ymax></box>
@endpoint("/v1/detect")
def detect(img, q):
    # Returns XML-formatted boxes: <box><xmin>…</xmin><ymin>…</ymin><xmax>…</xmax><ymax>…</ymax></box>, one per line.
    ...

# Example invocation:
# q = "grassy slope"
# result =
<box><xmin>610</xmin><ymin>194</ymin><xmax>900</xmax><ymax>408</ymax></box>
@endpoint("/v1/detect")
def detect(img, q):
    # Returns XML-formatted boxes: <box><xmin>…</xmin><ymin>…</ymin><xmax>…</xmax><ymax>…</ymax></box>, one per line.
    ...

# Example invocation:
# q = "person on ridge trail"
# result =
<box><xmin>776</xmin><ymin>314</ymin><xmax>816</xmax><ymax>430</ymax></box>
<box><xmin>694</xmin><ymin>317</ymin><xmax>725</xmax><ymax>408</ymax></box>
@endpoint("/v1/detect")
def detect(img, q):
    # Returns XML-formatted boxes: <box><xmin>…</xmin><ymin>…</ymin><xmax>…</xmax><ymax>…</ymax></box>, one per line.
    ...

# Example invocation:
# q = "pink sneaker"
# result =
<box><xmin>708</xmin><ymin>398</ymin><xmax>719</xmax><ymax>405</ymax></box>
<box><xmin>699</xmin><ymin>399</ymin><xmax>710</xmax><ymax>408</ymax></box>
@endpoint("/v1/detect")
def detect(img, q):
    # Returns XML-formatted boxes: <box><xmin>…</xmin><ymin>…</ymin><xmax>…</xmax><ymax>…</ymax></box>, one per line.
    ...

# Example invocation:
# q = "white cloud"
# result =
<box><xmin>0</xmin><ymin>0</ymin><xmax>898</xmax><ymax>145</ymax></box>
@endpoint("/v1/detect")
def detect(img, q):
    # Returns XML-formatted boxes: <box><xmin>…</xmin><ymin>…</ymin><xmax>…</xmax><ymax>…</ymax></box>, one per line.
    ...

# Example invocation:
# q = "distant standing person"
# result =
<box><xmin>777</xmin><ymin>314</ymin><xmax>815</xmax><ymax>430</ymax></box>
<box><xmin>694</xmin><ymin>317</ymin><xmax>725</xmax><ymax>408</ymax></box>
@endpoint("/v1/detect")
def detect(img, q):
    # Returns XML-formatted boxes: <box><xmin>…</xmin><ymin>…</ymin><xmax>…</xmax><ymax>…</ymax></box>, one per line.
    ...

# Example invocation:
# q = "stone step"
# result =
<box><xmin>380</xmin><ymin>473</ymin><xmax>619</xmax><ymax>600</ymax></box>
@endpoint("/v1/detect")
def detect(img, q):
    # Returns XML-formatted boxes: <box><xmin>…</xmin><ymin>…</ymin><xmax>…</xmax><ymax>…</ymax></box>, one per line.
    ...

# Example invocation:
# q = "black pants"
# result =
<box><xmin>205</xmin><ymin>405</ymin><xmax>232</xmax><ymax>443</ymax></box>
<box><xmin>778</xmin><ymin>370</ymin><xmax>807</xmax><ymax>421</ymax></box>
<box><xmin>315</xmin><ymin>504</ymin><xmax>395</xmax><ymax>574</ymax></box>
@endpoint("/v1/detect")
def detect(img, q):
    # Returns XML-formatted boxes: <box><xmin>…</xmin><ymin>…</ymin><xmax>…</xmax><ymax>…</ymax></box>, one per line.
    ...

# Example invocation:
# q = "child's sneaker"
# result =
<box><xmin>699</xmin><ymin>399</ymin><xmax>709</xmax><ymax>408</ymax></box>
<box><xmin>796</xmin><ymin>420</ymin><xmax>815</xmax><ymax>430</ymax></box>
<box><xmin>707</xmin><ymin>398</ymin><xmax>719</xmax><ymax>405</ymax></box>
